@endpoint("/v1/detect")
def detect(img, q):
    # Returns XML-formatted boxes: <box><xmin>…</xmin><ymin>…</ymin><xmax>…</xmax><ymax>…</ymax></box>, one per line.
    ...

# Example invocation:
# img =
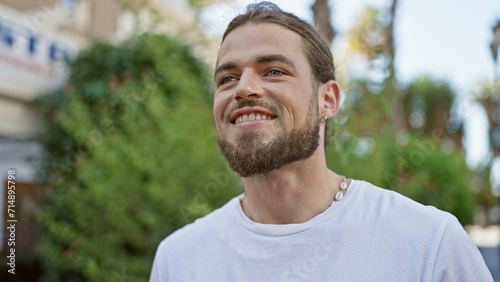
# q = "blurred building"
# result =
<box><xmin>0</xmin><ymin>0</ymin><xmax>209</xmax><ymax>254</ymax></box>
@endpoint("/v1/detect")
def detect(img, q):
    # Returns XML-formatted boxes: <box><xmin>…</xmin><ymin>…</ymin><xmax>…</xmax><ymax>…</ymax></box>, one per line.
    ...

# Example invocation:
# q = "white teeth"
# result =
<box><xmin>234</xmin><ymin>112</ymin><xmax>274</xmax><ymax>124</ymax></box>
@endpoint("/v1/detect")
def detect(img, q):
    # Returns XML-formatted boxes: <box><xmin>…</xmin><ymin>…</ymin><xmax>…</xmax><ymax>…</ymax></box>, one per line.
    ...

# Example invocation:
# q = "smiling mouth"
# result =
<box><xmin>233</xmin><ymin>112</ymin><xmax>276</xmax><ymax>124</ymax></box>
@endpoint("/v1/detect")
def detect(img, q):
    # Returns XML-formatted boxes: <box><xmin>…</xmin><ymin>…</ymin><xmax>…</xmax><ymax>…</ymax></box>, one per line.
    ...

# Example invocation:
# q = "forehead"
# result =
<box><xmin>217</xmin><ymin>23</ymin><xmax>306</xmax><ymax>67</ymax></box>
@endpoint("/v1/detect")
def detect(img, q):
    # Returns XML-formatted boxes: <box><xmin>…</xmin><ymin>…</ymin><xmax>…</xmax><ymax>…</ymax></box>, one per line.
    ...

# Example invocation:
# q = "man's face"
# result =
<box><xmin>213</xmin><ymin>23</ymin><xmax>321</xmax><ymax>177</ymax></box>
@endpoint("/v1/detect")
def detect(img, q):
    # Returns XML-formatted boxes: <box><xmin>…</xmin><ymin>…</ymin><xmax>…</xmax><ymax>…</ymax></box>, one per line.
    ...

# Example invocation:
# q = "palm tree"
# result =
<box><xmin>312</xmin><ymin>0</ymin><xmax>335</xmax><ymax>45</ymax></box>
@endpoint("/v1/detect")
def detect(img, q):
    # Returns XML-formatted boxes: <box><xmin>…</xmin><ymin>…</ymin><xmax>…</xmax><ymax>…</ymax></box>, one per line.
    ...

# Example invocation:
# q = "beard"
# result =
<box><xmin>217</xmin><ymin>93</ymin><xmax>321</xmax><ymax>178</ymax></box>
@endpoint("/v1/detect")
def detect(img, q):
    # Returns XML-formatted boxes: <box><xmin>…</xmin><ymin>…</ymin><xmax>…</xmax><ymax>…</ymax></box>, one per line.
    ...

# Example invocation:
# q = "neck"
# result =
<box><xmin>240</xmin><ymin>149</ymin><xmax>345</xmax><ymax>224</ymax></box>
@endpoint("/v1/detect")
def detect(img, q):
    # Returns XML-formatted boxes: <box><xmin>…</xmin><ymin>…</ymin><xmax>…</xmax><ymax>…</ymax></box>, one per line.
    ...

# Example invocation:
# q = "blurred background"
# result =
<box><xmin>0</xmin><ymin>0</ymin><xmax>499</xmax><ymax>280</ymax></box>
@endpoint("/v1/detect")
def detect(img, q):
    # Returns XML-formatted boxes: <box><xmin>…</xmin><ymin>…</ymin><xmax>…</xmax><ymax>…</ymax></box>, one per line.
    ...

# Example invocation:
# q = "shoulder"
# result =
<box><xmin>346</xmin><ymin>181</ymin><xmax>493</xmax><ymax>280</ymax></box>
<box><xmin>350</xmin><ymin>180</ymin><xmax>450</xmax><ymax>219</ymax></box>
<box><xmin>154</xmin><ymin>195</ymin><xmax>240</xmax><ymax>259</ymax></box>
<box><xmin>347</xmin><ymin>180</ymin><xmax>454</xmax><ymax>236</ymax></box>
<box><xmin>432</xmin><ymin>215</ymin><xmax>493</xmax><ymax>281</ymax></box>
<box><xmin>150</xmin><ymin>196</ymin><xmax>242</xmax><ymax>281</ymax></box>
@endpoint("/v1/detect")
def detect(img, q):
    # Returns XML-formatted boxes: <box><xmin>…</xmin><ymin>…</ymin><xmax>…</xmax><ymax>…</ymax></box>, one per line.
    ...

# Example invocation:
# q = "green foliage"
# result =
<box><xmin>34</xmin><ymin>33</ymin><xmax>242</xmax><ymax>281</ymax></box>
<box><xmin>340</xmin><ymin>4</ymin><xmax>478</xmax><ymax>225</ymax></box>
<box><xmin>188</xmin><ymin>0</ymin><xmax>204</xmax><ymax>9</ymax></box>
<box><xmin>327</xmin><ymin>77</ymin><xmax>476</xmax><ymax>225</ymax></box>
<box><xmin>348</xmin><ymin>6</ymin><xmax>387</xmax><ymax>61</ymax></box>
<box><xmin>382</xmin><ymin>134</ymin><xmax>475</xmax><ymax>224</ymax></box>
<box><xmin>404</xmin><ymin>76</ymin><xmax>454</xmax><ymax>134</ymax></box>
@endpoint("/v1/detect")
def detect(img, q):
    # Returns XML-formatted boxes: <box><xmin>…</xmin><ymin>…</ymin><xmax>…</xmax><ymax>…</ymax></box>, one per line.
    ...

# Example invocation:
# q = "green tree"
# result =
<box><xmin>475</xmin><ymin>79</ymin><xmax>500</xmax><ymax>222</ymax></box>
<box><xmin>328</xmin><ymin>78</ymin><xmax>476</xmax><ymax>225</ymax></box>
<box><xmin>34</xmin><ymin>33</ymin><xmax>241</xmax><ymax>281</ymax></box>
<box><xmin>326</xmin><ymin>5</ymin><xmax>476</xmax><ymax>225</ymax></box>
<box><xmin>467</xmin><ymin>20</ymin><xmax>500</xmax><ymax>224</ymax></box>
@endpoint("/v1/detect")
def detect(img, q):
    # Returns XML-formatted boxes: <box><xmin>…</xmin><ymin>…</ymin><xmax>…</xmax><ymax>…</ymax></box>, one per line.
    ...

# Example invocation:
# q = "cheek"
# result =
<box><xmin>213</xmin><ymin>95</ymin><xmax>228</xmax><ymax>124</ymax></box>
<box><xmin>212</xmin><ymin>108</ymin><xmax>224</xmax><ymax>135</ymax></box>
<box><xmin>212</xmin><ymin>101</ymin><xmax>220</xmax><ymax>119</ymax></box>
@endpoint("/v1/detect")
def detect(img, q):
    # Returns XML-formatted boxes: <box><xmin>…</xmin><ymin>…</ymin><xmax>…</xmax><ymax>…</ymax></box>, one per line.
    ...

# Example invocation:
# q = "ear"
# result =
<box><xmin>319</xmin><ymin>80</ymin><xmax>340</xmax><ymax>119</ymax></box>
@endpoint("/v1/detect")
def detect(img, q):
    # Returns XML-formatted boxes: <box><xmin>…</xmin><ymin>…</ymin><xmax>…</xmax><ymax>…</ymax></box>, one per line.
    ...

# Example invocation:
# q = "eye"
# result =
<box><xmin>219</xmin><ymin>76</ymin><xmax>238</xmax><ymax>85</ymax></box>
<box><xmin>266</xmin><ymin>69</ymin><xmax>285</xmax><ymax>77</ymax></box>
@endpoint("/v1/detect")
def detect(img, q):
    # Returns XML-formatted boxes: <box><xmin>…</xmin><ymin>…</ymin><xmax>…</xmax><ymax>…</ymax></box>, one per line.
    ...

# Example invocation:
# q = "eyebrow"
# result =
<box><xmin>255</xmin><ymin>54</ymin><xmax>296</xmax><ymax>70</ymax></box>
<box><xmin>214</xmin><ymin>54</ymin><xmax>297</xmax><ymax>80</ymax></box>
<box><xmin>214</xmin><ymin>62</ymin><xmax>237</xmax><ymax>80</ymax></box>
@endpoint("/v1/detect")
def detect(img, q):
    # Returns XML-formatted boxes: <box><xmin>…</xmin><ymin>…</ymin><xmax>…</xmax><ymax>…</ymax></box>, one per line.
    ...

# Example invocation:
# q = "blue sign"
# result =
<box><xmin>0</xmin><ymin>15</ymin><xmax>72</xmax><ymax>63</ymax></box>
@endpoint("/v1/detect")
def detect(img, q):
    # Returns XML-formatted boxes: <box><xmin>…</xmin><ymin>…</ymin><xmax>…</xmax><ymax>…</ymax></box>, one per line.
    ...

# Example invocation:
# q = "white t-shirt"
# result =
<box><xmin>150</xmin><ymin>180</ymin><xmax>493</xmax><ymax>281</ymax></box>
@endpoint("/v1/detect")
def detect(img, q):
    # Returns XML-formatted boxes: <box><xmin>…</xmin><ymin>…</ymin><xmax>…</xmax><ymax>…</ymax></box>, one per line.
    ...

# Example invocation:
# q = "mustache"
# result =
<box><xmin>225</xmin><ymin>100</ymin><xmax>280</xmax><ymax>119</ymax></box>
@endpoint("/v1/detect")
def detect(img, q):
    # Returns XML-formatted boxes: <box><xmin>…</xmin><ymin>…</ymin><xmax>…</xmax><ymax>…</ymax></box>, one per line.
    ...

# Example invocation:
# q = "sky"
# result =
<box><xmin>199</xmin><ymin>0</ymin><xmax>500</xmax><ymax>170</ymax></box>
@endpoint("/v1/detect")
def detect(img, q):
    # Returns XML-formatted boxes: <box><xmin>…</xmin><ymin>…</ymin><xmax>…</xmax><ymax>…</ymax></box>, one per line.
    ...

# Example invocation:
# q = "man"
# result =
<box><xmin>150</xmin><ymin>2</ymin><xmax>492</xmax><ymax>281</ymax></box>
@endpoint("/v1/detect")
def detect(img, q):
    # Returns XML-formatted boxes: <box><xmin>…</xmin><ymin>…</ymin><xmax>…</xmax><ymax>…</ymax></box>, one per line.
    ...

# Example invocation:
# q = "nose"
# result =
<box><xmin>234</xmin><ymin>69</ymin><xmax>264</xmax><ymax>101</ymax></box>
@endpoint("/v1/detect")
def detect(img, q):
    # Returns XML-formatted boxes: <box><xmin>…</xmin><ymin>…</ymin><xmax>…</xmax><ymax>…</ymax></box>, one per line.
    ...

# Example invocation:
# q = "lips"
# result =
<box><xmin>229</xmin><ymin>107</ymin><xmax>276</xmax><ymax>124</ymax></box>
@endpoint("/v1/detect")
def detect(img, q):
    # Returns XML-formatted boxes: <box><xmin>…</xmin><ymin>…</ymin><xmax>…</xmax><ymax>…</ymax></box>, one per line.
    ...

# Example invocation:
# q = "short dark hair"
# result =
<box><xmin>221</xmin><ymin>1</ymin><xmax>336</xmax><ymax>147</ymax></box>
